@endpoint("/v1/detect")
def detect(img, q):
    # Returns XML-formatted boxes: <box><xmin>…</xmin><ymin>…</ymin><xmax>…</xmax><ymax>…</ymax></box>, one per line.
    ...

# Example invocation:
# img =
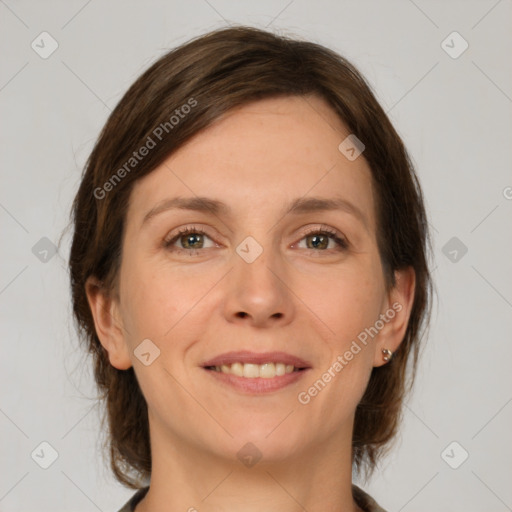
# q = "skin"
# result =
<box><xmin>86</xmin><ymin>95</ymin><xmax>415</xmax><ymax>512</ymax></box>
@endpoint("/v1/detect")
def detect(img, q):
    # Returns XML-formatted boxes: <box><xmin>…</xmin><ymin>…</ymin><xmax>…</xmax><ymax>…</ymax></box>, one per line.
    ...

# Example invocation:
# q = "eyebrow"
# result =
<box><xmin>141</xmin><ymin>195</ymin><xmax>369</xmax><ymax>230</ymax></box>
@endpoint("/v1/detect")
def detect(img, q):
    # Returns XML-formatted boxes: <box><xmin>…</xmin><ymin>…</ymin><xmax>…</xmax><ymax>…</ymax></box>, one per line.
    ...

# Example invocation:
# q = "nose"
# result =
<box><xmin>222</xmin><ymin>246</ymin><xmax>295</xmax><ymax>328</ymax></box>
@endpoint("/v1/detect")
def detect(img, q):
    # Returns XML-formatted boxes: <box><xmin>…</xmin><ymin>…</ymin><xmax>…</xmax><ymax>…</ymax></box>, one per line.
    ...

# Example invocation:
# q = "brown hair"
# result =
<box><xmin>68</xmin><ymin>25</ymin><xmax>432</xmax><ymax>488</ymax></box>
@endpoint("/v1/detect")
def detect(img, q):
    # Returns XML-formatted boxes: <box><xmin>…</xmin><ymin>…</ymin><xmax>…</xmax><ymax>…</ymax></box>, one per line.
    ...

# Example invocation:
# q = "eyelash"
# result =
<box><xmin>163</xmin><ymin>225</ymin><xmax>348</xmax><ymax>255</ymax></box>
<box><xmin>301</xmin><ymin>226</ymin><xmax>349</xmax><ymax>252</ymax></box>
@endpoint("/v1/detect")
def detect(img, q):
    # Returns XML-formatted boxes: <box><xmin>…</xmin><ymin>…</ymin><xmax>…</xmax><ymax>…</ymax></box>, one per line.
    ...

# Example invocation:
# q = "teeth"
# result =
<box><xmin>211</xmin><ymin>362</ymin><xmax>299</xmax><ymax>378</ymax></box>
<box><xmin>276</xmin><ymin>363</ymin><xmax>286</xmax><ymax>376</ymax></box>
<box><xmin>231</xmin><ymin>362</ymin><xmax>244</xmax><ymax>377</ymax></box>
<box><xmin>259</xmin><ymin>363</ymin><xmax>275</xmax><ymax>378</ymax></box>
<box><xmin>243</xmin><ymin>363</ymin><xmax>260</xmax><ymax>378</ymax></box>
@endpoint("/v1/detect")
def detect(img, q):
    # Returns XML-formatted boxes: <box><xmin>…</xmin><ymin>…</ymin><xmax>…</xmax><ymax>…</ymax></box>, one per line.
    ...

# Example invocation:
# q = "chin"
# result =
<box><xmin>223</xmin><ymin>417</ymin><xmax>308</xmax><ymax>462</ymax></box>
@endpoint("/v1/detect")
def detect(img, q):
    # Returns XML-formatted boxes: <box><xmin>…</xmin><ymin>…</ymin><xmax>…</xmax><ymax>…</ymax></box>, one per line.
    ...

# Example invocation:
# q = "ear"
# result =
<box><xmin>373</xmin><ymin>266</ymin><xmax>416</xmax><ymax>367</ymax></box>
<box><xmin>85</xmin><ymin>276</ymin><xmax>132</xmax><ymax>370</ymax></box>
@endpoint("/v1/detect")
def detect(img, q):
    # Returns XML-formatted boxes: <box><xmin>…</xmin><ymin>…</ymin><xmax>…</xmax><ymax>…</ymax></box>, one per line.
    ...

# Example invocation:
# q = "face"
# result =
<box><xmin>88</xmin><ymin>95</ymin><xmax>413</xmax><ymax>466</ymax></box>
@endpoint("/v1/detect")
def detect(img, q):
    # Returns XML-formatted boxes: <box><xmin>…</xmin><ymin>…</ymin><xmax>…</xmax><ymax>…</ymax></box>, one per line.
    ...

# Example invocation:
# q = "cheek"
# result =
<box><xmin>118</xmin><ymin>255</ymin><xmax>176</xmax><ymax>341</ymax></box>
<box><xmin>301</xmin><ymin>263</ymin><xmax>385</xmax><ymax>348</ymax></box>
<box><xmin>120</xmin><ymin>257</ymin><xmax>221</xmax><ymax>343</ymax></box>
<box><xmin>312</xmin><ymin>262</ymin><xmax>384</xmax><ymax>406</ymax></box>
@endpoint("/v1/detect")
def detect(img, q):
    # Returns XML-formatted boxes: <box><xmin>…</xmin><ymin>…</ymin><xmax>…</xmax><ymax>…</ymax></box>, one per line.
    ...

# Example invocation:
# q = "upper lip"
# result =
<box><xmin>202</xmin><ymin>351</ymin><xmax>311</xmax><ymax>369</ymax></box>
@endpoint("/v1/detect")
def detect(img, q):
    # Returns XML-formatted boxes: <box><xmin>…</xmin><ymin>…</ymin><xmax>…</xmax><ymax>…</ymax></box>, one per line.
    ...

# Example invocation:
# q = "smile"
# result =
<box><xmin>201</xmin><ymin>350</ymin><xmax>311</xmax><ymax>393</ymax></box>
<box><xmin>206</xmin><ymin>362</ymin><xmax>301</xmax><ymax>378</ymax></box>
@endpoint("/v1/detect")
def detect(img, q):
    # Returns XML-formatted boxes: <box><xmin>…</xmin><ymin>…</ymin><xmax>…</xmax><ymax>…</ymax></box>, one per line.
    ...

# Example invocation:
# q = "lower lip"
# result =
<box><xmin>203</xmin><ymin>368</ymin><xmax>310</xmax><ymax>394</ymax></box>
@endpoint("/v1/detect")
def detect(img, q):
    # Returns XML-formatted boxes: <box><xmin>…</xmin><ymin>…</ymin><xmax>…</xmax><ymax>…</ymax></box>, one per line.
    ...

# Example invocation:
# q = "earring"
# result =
<box><xmin>382</xmin><ymin>348</ymin><xmax>393</xmax><ymax>362</ymax></box>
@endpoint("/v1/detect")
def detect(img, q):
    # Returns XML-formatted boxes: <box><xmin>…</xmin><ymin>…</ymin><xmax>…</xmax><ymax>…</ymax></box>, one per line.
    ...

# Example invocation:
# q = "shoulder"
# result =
<box><xmin>352</xmin><ymin>484</ymin><xmax>388</xmax><ymax>512</ymax></box>
<box><xmin>117</xmin><ymin>486</ymin><xmax>149</xmax><ymax>512</ymax></box>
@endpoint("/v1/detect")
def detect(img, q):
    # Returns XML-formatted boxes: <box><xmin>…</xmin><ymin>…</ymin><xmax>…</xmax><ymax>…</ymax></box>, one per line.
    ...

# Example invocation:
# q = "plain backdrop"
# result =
<box><xmin>1</xmin><ymin>1</ymin><xmax>511</xmax><ymax>511</ymax></box>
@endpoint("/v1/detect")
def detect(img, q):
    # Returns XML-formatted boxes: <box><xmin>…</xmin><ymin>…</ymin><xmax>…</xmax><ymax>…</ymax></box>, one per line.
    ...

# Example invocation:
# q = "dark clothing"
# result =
<box><xmin>117</xmin><ymin>484</ymin><xmax>387</xmax><ymax>511</ymax></box>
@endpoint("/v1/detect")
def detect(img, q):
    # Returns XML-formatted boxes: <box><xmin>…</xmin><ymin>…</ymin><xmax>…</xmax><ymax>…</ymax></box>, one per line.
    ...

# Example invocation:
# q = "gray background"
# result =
<box><xmin>1</xmin><ymin>1</ymin><xmax>511</xmax><ymax>510</ymax></box>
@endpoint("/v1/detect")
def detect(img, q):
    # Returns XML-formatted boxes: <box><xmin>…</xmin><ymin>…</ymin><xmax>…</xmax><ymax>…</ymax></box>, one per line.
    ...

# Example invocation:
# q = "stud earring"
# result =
<box><xmin>382</xmin><ymin>348</ymin><xmax>393</xmax><ymax>362</ymax></box>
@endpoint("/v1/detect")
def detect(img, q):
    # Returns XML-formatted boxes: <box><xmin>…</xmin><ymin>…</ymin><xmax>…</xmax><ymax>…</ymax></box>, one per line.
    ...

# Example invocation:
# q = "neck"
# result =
<box><xmin>135</xmin><ymin>418</ymin><xmax>361</xmax><ymax>512</ymax></box>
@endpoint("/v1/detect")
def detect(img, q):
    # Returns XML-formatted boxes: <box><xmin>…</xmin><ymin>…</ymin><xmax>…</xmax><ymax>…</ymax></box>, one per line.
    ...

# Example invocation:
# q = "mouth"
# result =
<box><xmin>205</xmin><ymin>362</ymin><xmax>304</xmax><ymax>378</ymax></box>
<box><xmin>201</xmin><ymin>351</ymin><xmax>311</xmax><ymax>393</ymax></box>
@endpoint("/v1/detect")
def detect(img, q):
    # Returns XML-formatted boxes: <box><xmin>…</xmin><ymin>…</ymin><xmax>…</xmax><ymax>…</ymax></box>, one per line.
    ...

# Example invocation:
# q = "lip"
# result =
<box><xmin>204</xmin><ymin>366</ymin><xmax>311</xmax><ymax>394</ymax></box>
<box><xmin>201</xmin><ymin>351</ymin><xmax>312</xmax><ymax>395</ymax></box>
<box><xmin>201</xmin><ymin>350</ymin><xmax>311</xmax><ymax>369</ymax></box>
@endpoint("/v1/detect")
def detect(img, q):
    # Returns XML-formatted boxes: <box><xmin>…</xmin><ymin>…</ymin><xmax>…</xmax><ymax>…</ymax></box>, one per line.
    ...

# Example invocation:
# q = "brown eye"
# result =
<box><xmin>305</xmin><ymin>233</ymin><xmax>330</xmax><ymax>250</ymax></box>
<box><xmin>297</xmin><ymin>228</ymin><xmax>348</xmax><ymax>251</ymax></box>
<box><xmin>180</xmin><ymin>232</ymin><xmax>205</xmax><ymax>249</ymax></box>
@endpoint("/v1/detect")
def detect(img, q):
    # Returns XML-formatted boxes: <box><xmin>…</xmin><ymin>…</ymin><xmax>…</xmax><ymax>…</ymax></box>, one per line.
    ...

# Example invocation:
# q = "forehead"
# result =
<box><xmin>126</xmin><ymin>95</ymin><xmax>376</xmax><ymax>231</ymax></box>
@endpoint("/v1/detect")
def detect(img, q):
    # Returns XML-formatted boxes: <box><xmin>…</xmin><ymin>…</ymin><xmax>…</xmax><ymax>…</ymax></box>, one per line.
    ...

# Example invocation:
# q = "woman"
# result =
<box><xmin>69</xmin><ymin>26</ymin><xmax>431</xmax><ymax>512</ymax></box>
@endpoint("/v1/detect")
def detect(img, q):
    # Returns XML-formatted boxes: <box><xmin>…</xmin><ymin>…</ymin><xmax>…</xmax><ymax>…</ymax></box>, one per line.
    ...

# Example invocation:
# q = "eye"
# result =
<box><xmin>163</xmin><ymin>226</ymin><xmax>216</xmax><ymax>254</ymax></box>
<box><xmin>162</xmin><ymin>225</ymin><xmax>348</xmax><ymax>256</ymax></box>
<box><xmin>296</xmin><ymin>226</ymin><xmax>348</xmax><ymax>252</ymax></box>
